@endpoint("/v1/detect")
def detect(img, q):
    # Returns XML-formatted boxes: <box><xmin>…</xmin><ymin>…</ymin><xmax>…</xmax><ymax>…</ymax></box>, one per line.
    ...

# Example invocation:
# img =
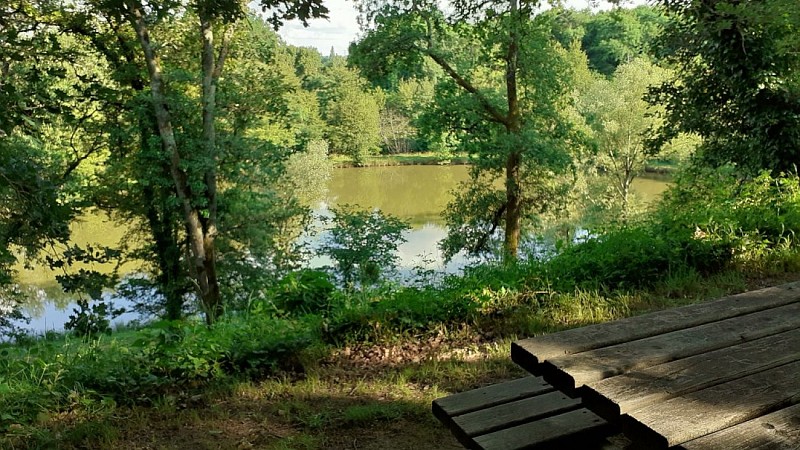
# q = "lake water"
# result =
<box><xmin>12</xmin><ymin>165</ymin><xmax>669</xmax><ymax>333</ymax></box>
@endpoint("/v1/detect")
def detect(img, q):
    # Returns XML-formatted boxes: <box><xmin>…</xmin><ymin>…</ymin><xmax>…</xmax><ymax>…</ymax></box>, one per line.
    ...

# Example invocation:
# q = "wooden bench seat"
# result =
<box><xmin>433</xmin><ymin>376</ymin><xmax>618</xmax><ymax>450</ymax></box>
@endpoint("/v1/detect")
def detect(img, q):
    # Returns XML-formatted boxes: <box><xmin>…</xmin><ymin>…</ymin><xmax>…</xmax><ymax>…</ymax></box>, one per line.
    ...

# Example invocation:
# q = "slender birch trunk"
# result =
<box><xmin>126</xmin><ymin>0</ymin><xmax>227</xmax><ymax>323</ymax></box>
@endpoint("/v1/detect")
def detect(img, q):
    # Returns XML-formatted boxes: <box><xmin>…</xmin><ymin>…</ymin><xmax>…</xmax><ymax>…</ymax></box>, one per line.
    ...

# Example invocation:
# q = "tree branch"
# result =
<box><xmin>418</xmin><ymin>46</ymin><xmax>509</xmax><ymax>126</ymax></box>
<box><xmin>213</xmin><ymin>24</ymin><xmax>235</xmax><ymax>80</ymax></box>
<box><xmin>471</xmin><ymin>201</ymin><xmax>507</xmax><ymax>254</ymax></box>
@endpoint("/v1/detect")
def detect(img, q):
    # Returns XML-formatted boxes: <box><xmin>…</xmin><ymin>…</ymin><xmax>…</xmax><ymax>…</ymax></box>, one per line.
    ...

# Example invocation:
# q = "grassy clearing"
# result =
<box><xmin>329</xmin><ymin>152</ymin><xmax>470</xmax><ymax>167</ymax></box>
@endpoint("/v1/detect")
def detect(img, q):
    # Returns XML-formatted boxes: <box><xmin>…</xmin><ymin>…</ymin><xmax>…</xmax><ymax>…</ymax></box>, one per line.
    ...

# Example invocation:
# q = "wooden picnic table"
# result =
<box><xmin>511</xmin><ymin>281</ymin><xmax>800</xmax><ymax>449</ymax></box>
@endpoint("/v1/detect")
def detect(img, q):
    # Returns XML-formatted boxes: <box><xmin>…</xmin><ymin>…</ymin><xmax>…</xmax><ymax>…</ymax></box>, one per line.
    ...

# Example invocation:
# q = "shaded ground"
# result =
<box><xmin>5</xmin><ymin>331</ymin><xmax>525</xmax><ymax>449</ymax></box>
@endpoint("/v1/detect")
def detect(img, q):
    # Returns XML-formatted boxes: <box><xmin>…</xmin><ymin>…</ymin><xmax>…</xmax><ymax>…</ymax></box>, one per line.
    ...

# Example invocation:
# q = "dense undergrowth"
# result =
<box><xmin>2</xmin><ymin>170</ymin><xmax>800</xmax><ymax>447</ymax></box>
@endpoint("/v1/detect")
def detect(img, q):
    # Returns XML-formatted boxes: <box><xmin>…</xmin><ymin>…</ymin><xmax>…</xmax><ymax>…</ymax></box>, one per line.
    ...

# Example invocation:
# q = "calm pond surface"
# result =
<box><xmin>13</xmin><ymin>165</ymin><xmax>669</xmax><ymax>333</ymax></box>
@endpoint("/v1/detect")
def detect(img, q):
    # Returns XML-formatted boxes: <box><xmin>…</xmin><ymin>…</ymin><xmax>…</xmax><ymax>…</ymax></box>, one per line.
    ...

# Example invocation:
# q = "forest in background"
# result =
<box><xmin>1</xmin><ymin>0</ymin><xmax>799</xmax><ymax>447</ymax></box>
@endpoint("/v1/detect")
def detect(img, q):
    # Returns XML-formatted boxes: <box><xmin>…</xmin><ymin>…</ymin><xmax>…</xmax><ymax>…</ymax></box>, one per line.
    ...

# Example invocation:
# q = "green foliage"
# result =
<box><xmin>323</xmin><ymin>284</ymin><xmax>479</xmax><ymax>343</ymax></box>
<box><xmin>325</xmin><ymin>86</ymin><xmax>383</xmax><ymax>165</ymax></box>
<box><xmin>5</xmin><ymin>2</ymin><xmax>800</xmax><ymax>438</ymax></box>
<box><xmin>577</xmin><ymin>58</ymin><xmax>676</xmax><ymax>223</ymax></box>
<box><xmin>443</xmin><ymin>15</ymin><xmax>581</xmax><ymax>257</ymax></box>
<box><xmin>284</xmin><ymin>139</ymin><xmax>333</xmax><ymax>205</ymax></box>
<box><xmin>581</xmin><ymin>6</ymin><xmax>666</xmax><ymax>76</ymax></box>
<box><xmin>652</xmin><ymin>0</ymin><xmax>800</xmax><ymax>174</ymax></box>
<box><xmin>4</xmin><ymin>165</ymin><xmax>800</xmax><ymax>429</ymax></box>
<box><xmin>439</xmin><ymin>175</ymin><xmax>507</xmax><ymax>260</ymax></box>
<box><xmin>318</xmin><ymin>207</ymin><xmax>411</xmax><ymax>286</ymax></box>
<box><xmin>0</xmin><ymin>313</ymin><xmax>319</xmax><ymax>430</ymax></box>
<box><xmin>347</xmin><ymin>13</ymin><xmax>431</xmax><ymax>89</ymax></box>
<box><xmin>0</xmin><ymin>136</ymin><xmax>72</xmax><ymax>238</ymax></box>
<box><xmin>64</xmin><ymin>299</ymin><xmax>125</xmax><ymax>337</ymax></box>
<box><xmin>547</xmin><ymin>170</ymin><xmax>800</xmax><ymax>292</ymax></box>
<box><xmin>0</xmin><ymin>72</ymin><xmax>89</xmax><ymax>326</ymax></box>
<box><xmin>272</xmin><ymin>270</ymin><xmax>336</xmax><ymax>316</ymax></box>
<box><xmin>545</xmin><ymin>227</ymin><xmax>725</xmax><ymax>291</ymax></box>
<box><xmin>0</xmin><ymin>287</ymin><xmax>27</xmax><ymax>337</ymax></box>
<box><xmin>657</xmin><ymin>169</ymin><xmax>800</xmax><ymax>268</ymax></box>
<box><xmin>541</xmin><ymin>6</ymin><xmax>666</xmax><ymax>76</ymax></box>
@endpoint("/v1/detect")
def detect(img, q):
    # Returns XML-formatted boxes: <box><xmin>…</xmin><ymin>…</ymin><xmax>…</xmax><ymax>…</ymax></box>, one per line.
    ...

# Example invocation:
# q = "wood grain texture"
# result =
<box><xmin>511</xmin><ymin>282</ymin><xmax>800</xmax><ymax>374</ymax></box>
<box><xmin>539</xmin><ymin>301</ymin><xmax>800</xmax><ymax>390</ymax></box>
<box><xmin>453</xmin><ymin>390</ymin><xmax>582</xmax><ymax>437</ymax></box>
<box><xmin>433</xmin><ymin>377</ymin><xmax>553</xmax><ymax>419</ymax></box>
<box><xmin>583</xmin><ymin>328</ymin><xmax>800</xmax><ymax>418</ymax></box>
<box><xmin>623</xmin><ymin>360</ymin><xmax>800</xmax><ymax>448</ymax></box>
<box><xmin>472</xmin><ymin>408</ymin><xmax>612</xmax><ymax>450</ymax></box>
<box><xmin>679</xmin><ymin>403</ymin><xmax>800</xmax><ymax>450</ymax></box>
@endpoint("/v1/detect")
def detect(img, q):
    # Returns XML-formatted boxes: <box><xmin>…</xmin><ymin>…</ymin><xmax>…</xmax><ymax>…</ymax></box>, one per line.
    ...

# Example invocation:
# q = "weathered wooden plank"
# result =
<box><xmin>678</xmin><ymin>403</ymin><xmax>800</xmax><ymax>450</ymax></box>
<box><xmin>472</xmin><ymin>408</ymin><xmax>613</xmax><ymax>450</ymax></box>
<box><xmin>453</xmin><ymin>390</ymin><xmax>582</xmax><ymax>438</ymax></box>
<box><xmin>537</xmin><ymin>301</ymin><xmax>800</xmax><ymax>391</ymax></box>
<box><xmin>511</xmin><ymin>282</ymin><xmax>800</xmax><ymax>374</ymax></box>
<box><xmin>623</xmin><ymin>360</ymin><xmax>800</xmax><ymax>449</ymax></box>
<box><xmin>433</xmin><ymin>377</ymin><xmax>553</xmax><ymax>421</ymax></box>
<box><xmin>583</xmin><ymin>328</ymin><xmax>800</xmax><ymax>419</ymax></box>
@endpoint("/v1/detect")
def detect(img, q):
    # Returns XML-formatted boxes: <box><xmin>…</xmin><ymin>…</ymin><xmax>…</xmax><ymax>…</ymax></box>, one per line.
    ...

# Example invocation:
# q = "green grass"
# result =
<box><xmin>3</xmin><ymin>241</ymin><xmax>798</xmax><ymax>446</ymax></box>
<box><xmin>2</xmin><ymin>337</ymin><xmax>523</xmax><ymax>449</ymax></box>
<box><xmin>330</xmin><ymin>152</ymin><xmax>470</xmax><ymax>167</ymax></box>
<box><xmin>644</xmin><ymin>157</ymin><xmax>681</xmax><ymax>173</ymax></box>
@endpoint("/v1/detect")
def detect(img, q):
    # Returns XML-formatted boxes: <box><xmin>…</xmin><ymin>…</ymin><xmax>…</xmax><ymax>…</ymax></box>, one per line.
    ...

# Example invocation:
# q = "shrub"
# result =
<box><xmin>545</xmin><ymin>227</ymin><xmax>675</xmax><ymax>291</ymax></box>
<box><xmin>322</xmin><ymin>284</ymin><xmax>480</xmax><ymax>343</ymax></box>
<box><xmin>318</xmin><ymin>206</ymin><xmax>410</xmax><ymax>287</ymax></box>
<box><xmin>272</xmin><ymin>269</ymin><xmax>337</xmax><ymax>316</ymax></box>
<box><xmin>216</xmin><ymin>315</ymin><xmax>318</xmax><ymax>375</ymax></box>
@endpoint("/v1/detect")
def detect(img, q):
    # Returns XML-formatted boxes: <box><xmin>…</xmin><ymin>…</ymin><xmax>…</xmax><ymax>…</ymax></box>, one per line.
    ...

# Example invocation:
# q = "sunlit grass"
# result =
<box><xmin>329</xmin><ymin>152</ymin><xmax>470</xmax><ymax>167</ymax></box>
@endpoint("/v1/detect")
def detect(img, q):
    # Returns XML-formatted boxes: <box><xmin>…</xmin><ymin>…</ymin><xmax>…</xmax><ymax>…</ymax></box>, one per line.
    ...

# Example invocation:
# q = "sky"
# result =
<box><xmin>277</xmin><ymin>0</ymin><xmax>644</xmax><ymax>56</ymax></box>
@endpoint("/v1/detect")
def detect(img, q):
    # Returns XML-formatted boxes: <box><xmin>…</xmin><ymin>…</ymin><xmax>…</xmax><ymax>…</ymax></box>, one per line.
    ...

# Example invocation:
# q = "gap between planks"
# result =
<box><xmin>582</xmin><ymin>327</ymin><xmax>800</xmax><ymax>420</ymax></box>
<box><xmin>511</xmin><ymin>281</ymin><xmax>800</xmax><ymax>376</ymax></box>
<box><xmin>622</xmin><ymin>359</ymin><xmax>800</xmax><ymax>448</ymax></box>
<box><xmin>538</xmin><ymin>300</ymin><xmax>800</xmax><ymax>392</ymax></box>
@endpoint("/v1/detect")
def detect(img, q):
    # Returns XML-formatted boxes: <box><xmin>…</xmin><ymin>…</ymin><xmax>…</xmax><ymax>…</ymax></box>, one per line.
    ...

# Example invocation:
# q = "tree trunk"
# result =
<box><xmin>199</xmin><ymin>16</ymin><xmax>222</xmax><ymax>322</ymax></box>
<box><xmin>503</xmin><ymin>0</ymin><xmax>522</xmax><ymax>262</ymax></box>
<box><xmin>504</xmin><ymin>149</ymin><xmax>522</xmax><ymax>261</ymax></box>
<box><xmin>126</xmin><ymin>0</ymin><xmax>219</xmax><ymax>324</ymax></box>
<box><xmin>421</xmin><ymin>0</ymin><xmax>525</xmax><ymax>261</ymax></box>
<box><xmin>84</xmin><ymin>20</ymin><xmax>189</xmax><ymax>320</ymax></box>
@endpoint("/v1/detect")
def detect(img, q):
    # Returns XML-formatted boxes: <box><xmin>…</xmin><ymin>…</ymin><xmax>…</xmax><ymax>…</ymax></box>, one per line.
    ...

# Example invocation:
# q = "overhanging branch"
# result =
<box><xmin>471</xmin><ymin>201</ymin><xmax>507</xmax><ymax>254</ymax></box>
<box><xmin>419</xmin><ymin>47</ymin><xmax>509</xmax><ymax>126</ymax></box>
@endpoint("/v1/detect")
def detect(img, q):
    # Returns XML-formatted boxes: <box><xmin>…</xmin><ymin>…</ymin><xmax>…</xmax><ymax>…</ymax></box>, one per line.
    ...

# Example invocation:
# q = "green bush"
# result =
<box><xmin>272</xmin><ymin>269</ymin><xmax>337</xmax><ymax>316</ymax></box>
<box><xmin>323</xmin><ymin>284</ymin><xmax>480</xmax><ymax>343</ymax></box>
<box><xmin>545</xmin><ymin>227</ymin><xmax>673</xmax><ymax>291</ymax></box>
<box><xmin>538</xmin><ymin>170</ymin><xmax>800</xmax><ymax>292</ymax></box>
<box><xmin>216</xmin><ymin>315</ymin><xmax>318</xmax><ymax>375</ymax></box>
<box><xmin>0</xmin><ymin>314</ymin><xmax>321</xmax><ymax>430</ymax></box>
<box><xmin>657</xmin><ymin>169</ymin><xmax>800</xmax><ymax>255</ymax></box>
<box><xmin>318</xmin><ymin>206</ymin><xmax>410</xmax><ymax>286</ymax></box>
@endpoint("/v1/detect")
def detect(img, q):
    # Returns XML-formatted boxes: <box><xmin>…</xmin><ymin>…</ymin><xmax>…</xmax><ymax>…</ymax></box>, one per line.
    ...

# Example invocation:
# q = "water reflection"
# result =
<box><xmin>19</xmin><ymin>290</ymin><xmax>139</xmax><ymax>335</ymax></box>
<box><xmin>325</xmin><ymin>165</ymin><xmax>471</xmax><ymax>226</ymax></box>
<box><xmin>11</xmin><ymin>166</ymin><xmax>670</xmax><ymax>333</ymax></box>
